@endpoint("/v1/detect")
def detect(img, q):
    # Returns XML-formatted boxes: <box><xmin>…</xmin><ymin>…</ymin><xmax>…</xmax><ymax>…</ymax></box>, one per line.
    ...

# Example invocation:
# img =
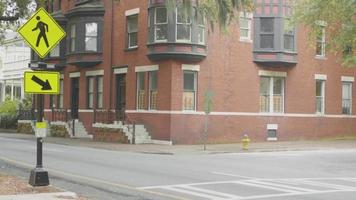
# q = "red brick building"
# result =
<box><xmin>30</xmin><ymin>0</ymin><xmax>356</xmax><ymax>144</ymax></box>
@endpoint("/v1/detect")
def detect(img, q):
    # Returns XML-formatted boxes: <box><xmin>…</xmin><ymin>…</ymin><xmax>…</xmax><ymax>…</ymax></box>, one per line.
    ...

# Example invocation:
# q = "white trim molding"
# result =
<box><xmin>315</xmin><ymin>74</ymin><xmax>327</xmax><ymax>80</ymax></box>
<box><xmin>182</xmin><ymin>64</ymin><xmax>200</xmax><ymax>72</ymax></box>
<box><xmin>60</xmin><ymin>74</ymin><xmax>64</xmax><ymax>79</ymax></box>
<box><xmin>341</xmin><ymin>76</ymin><xmax>354</xmax><ymax>82</ymax></box>
<box><xmin>135</xmin><ymin>65</ymin><xmax>159</xmax><ymax>72</ymax></box>
<box><xmin>125</xmin><ymin>110</ymin><xmax>356</xmax><ymax>119</ymax></box>
<box><xmin>125</xmin><ymin>8</ymin><xmax>140</xmax><ymax>16</ymax></box>
<box><xmin>114</xmin><ymin>68</ymin><xmax>128</xmax><ymax>74</ymax></box>
<box><xmin>85</xmin><ymin>70</ymin><xmax>104</xmax><ymax>76</ymax></box>
<box><xmin>69</xmin><ymin>72</ymin><xmax>80</xmax><ymax>78</ymax></box>
<box><xmin>78</xmin><ymin>109</ymin><xmax>94</xmax><ymax>113</ymax></box>
<box><xmin>258</xmin><ymin>70</ymin><xmax>287</xmax><ymax>77</ymax></box>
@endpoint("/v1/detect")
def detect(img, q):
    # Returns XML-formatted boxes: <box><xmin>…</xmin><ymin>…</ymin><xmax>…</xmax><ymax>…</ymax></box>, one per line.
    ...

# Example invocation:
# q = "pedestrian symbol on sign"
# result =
<box><xmin>32</xmin><ymin>16</ymin><xmax>49</xmax><ymax>48</ymax></box>
<box><xmin>17</xmin><ymin>7</ymin><xmax>66</xmax><ymax>58</ymax></box>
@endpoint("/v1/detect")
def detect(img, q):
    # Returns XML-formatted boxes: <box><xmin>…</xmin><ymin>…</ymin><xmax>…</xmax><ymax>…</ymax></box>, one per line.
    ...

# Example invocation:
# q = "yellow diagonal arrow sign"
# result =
<box><xmin>24</xmin><ymin>71</ymin><xmax>60</xmax><ymax>94</ymax></box>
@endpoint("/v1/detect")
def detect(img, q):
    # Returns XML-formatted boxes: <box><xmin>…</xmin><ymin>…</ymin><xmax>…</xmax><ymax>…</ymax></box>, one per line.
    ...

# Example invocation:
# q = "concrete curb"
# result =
<box><xmin>0</xmin><ymin>192</ymin><xmax>77</xmax><ymax>200</ymax></box>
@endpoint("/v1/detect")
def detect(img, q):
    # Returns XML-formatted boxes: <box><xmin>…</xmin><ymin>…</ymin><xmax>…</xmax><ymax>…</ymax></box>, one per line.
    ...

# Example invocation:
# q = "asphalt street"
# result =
<box><xmin>0</xmin><ymin>136</ymin><xmax>356</xmax><ymax>200</ymax></box>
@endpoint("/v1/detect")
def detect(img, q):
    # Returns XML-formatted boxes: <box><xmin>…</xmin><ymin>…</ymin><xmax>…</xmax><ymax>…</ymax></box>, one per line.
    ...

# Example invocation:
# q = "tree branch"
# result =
<box><xmin>0</xmin><ymin>14</ymin><xmax>20</xmax><ymax>21</ymax></box>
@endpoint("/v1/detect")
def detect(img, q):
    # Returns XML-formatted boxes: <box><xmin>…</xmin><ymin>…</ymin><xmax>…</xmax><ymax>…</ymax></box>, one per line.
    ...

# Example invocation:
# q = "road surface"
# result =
<box><xmin>0</xmin><ymin>136</ymin><xmax>356</xmax><ymax>200</ymax></box>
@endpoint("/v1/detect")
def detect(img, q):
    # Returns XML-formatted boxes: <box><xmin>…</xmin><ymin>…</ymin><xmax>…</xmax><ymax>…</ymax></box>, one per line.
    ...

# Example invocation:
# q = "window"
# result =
<box><xmin>197</xmin><ymin>11</ymin><xmax>205</xmax><ymax>44</ymax></box>
<box><xmin>13</xmin><ymin>86</ymin><xmax>21</xmax><ymax>100</ymax></box>
<box><xmin>183</xmin><ymin>71</ymin><xmax>197</xmax><ymax>110</ymax></box>
<box><xmin>87</xmin><ymin>76</ymin><xmax>102</xmax><ymax>109</ymax></box>
<box><xmin>154</xmin><ymin>7</ymin><xmax>168</xmax><ymax>42</ymax></box>
<box><xmin>97</xmin><ymin>76</ymin><xmax>103</xmax><ymax>109</ymax></box>
<box><xmin>260</xmin><ymin>18</ymin><xmax>274</xmax><ymax>49</ymax></box>
<box><xmin>316</xmin><ymin>80</ymin><xmax>325</xmax><ymax>114</ymax></box>
<box><xmin>316</xmin><ymin>25</ymin><xmax>326</xmax><ymax>57</ymax></box>
<box><xmin>136</xmin><ymin>72</ymin><xmax>145</xmax><ymax>109</ymax></box>
<box><xmin>58</xmin><ymin>79</ymin><xmax>63</xmax><ymax>108</ymax></box>
<box><xmin>176</xmin><ymin>7</ymin><xmax>192</xmax><ymax>42</ymax></box>
<box><xmin>260</xmin><ymin>77</ymin><xmax>284</xmax><ymax>113</ymax></box>
<box><xmin>87</xmin><ymin>77</ymin><xmax>94</xmax><ymax>109</ymax></box>
<box><xmin>284</xmin><ymin>18</ymin><xmax>294</xmax><ymax>51</ymax></box>
<box><xmin>149</xmin><ymin>71</ymin><xmax>158</xmax><ymax>110</ymax></box>
<box><xmin>50</xmin><ymin>43</ymin><xmax>60</xmax><ymax>57</ymax></box>
<box><xmin>70</xmin><ymin>24</ymin><xmax>76</xmax><ymax>52</ymax></box>
<box><xmin>240</xmin><ymin>13</ymin><xmax>252</xmax><ymax>41</ymax></box>
<box><xmin>127</xmin><ymin>15</ymin><xmax>138</xmax><ymax>48</ymax></box>
<box><xmin>85</xmin><ymin>23</ymin><xmax>98</xmax><ymax>51</ymax></box>
<box><xmin>342</xmin><ymin>82</ymin><xmax>352</xmax><ymax>115</ymax></box>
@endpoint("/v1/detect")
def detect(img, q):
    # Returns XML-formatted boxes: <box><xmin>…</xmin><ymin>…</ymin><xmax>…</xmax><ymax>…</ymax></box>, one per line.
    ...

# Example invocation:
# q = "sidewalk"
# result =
<box><xmin>0</xmin><ymin>192</ymin><xmax>78</xmax><ymax>200</ymax></box>
<box><xmin>1</xmin><ymin>132</ymin><xmax>356</xmax><ymax>155</ymax></box>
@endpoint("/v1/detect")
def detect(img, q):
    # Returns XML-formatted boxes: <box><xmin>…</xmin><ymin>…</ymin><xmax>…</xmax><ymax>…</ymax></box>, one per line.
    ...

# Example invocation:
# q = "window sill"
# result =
<box><xmin>315</xmin><ymin>55</ymin><xmax>327</xmax><ymax>60</ymax></box>
<box><xmin>125</xmin><ymin>47</ymin><xmax>138</xmax><ymax>52</ymax></box>
<box><xmin>239</xmin><ymin>38</ymin><xmax>252</xmax><ymax>43</ymax></box>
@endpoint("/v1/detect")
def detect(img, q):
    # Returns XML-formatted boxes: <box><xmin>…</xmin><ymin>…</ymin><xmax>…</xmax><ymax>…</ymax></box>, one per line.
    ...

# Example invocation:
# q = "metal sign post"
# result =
<box><xmin>29</xmin><ymin>94</ymin><xmax>49</xmax><ymax>186</ymax></box>
<box><xmin>18</xmin><ymin>6</ymin><xmax>65</xmax><ymax>187</ymax></box>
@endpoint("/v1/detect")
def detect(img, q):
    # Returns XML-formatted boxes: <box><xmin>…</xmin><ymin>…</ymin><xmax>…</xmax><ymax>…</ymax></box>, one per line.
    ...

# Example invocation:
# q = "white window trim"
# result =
<box><xmin>114</xmin><ymin>68</ymin><xmax>128</xmax><ymax>74</ymax></box>
<box><xmin>85</xmin><ymin>22</ymin><xmax>98</xmax><ymax>52</ymax></box>
<box><xmin>125</xmin><ymin>8</ymin><xmax>140</xmax><ymax>16</ymax></box>
<box><xmin>136</xmin><ymin>72</ymin><xmax>145</xmax><ymax>110</ymax></box>
<box><xmin>316</xmin><ymin>80</ymin><xmax>325</xmax><ymax>115</ymax></box>
<box><xmin>342</xmin><ymin>82</ymin><xmax>352</xmax><ymax>115</ymax></box>
<box><xmin>239</xmin><ymin>12</ymin><xmax>253</xmax><ymax>43</ymax></box>
<box><xmin>148</xmin><ymin>71</ymin><xmax>158</xmax><ymax>111</ymax></box>
<box><xmin>315</xmin><ymin>74</ymin><xmax>327</xmax><ymax>80</ymax></box>
<box><xmin>182</xmin><ymin>64</ymin><xmax>200</xmax><ymax>71</ymax></box>
<box><xmin>85</xmin><ymin>70</ymin><xmax>104</xmax><ymax>77</ymax></box>
<box><xmin>183</xmin><ymin>71</ymin><xmax>197</xmax><ymax>111</ymax></box>
<box><xmin>127</xmin><ymin>15</ymin><xmax>138</xmax><ymax>49</ymax></box>
<box><xmin>69</xmin><ymin>72</ymin><xmax>80</xmax><ymax>78</ymax></box>
<box><xmin>135</xmin><ymin>65</ymin><xmax>159</xmax><ymax>72</ymax></box>
<box><xmin>175</xmin><ymin>7</ymin><xmax>192</xmax><ymax>43</ymax></box>
<box><xmin>315</xmin><ymin>25</ymin><xmax>326</xmax><ymax>58</ymax></box>
<box><xmin>154</xmin><ymin>7</ymin><xmax>168</xmax><ymax>43</ymax></box>
<box><xmin>341</xmin><ymin>76</ymin><xmax>354</xmax><ymax>82</ymax></box>
<box><xmin>258</xmin><ymin>70</ymin><xmax>287</xmax><ymax>77</ymax></box>
<box><xmin>260</xmin><ymin>76</ymin><xmax>285</xmax><ymax>114</ymax></box>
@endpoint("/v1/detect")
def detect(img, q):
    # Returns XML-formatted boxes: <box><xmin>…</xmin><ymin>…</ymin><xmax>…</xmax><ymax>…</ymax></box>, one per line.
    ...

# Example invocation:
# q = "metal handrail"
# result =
<box><xmin>124</xmin><ymin>112</ymin><xmax>135</xmax><ymax>144</ymax></box>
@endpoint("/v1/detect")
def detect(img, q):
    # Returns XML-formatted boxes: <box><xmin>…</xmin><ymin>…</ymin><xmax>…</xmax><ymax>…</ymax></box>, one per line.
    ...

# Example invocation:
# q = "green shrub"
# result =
<box><xmin>0</xmin><ymin>97</ymin><xmax>19</xmax><ymax>129</ymax></box>
<box><xmin>50</xmin><ymin>125</ymin><xmax>69</xmax><ymax>137</ymax></box>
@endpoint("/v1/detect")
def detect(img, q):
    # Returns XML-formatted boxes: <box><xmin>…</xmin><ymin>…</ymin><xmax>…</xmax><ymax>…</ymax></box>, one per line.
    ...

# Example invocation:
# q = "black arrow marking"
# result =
<box><xmin>31</xmin><ymin>75</ymin><xmax>52</xmax><ymax>90</ymax></box>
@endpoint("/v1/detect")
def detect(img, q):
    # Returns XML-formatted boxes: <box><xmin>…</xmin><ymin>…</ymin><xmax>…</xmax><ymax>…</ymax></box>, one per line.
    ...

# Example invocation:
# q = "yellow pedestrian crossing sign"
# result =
<box><xmin>24</xmin><ymin>71</ymin><xmax>60</xmax><ymax>94</ymax></box>
<box><xmin>18</xmin><ymin>7</ymin><xmax>66</xmax><ymax>58</ymax></box>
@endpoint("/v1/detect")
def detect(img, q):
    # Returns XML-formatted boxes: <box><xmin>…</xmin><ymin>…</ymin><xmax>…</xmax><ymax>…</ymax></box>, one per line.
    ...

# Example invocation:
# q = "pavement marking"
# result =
<box><xmin>139</xmin><ymin>177</ymin><xmax>356</xmax><ymax>200</ymax></box>
<box><xmin>244</xmin><ymin>180</ymin><xmax>319</xmax><ymax>193</ymax></box>
<box><xmin>212</xmin><ymin>172</ymin><xmax>256</xmax><ymax>179</ymax></box>
<box><xmin>298</xmin><ymin>179</ymin><xmax>356</xmax><ymax>191</ymax></box>
<box><xmin>163</xmin><ymin>186</ymin><xmax>229</xmax><ymax>200</ymax></box>
<box><xmin>178</xmin><ymin>185</ymin><xmax>241</xmax><ymax>199</ymax></box>
<box><xmin>0</xmin><ymin>156</ymin><xmax>190</xmax><ymax>200</ymax></box>
<box><xmin>233</xmin><ymin>180</ymin><xmax>298</xmax><ymax>193</ymax></box>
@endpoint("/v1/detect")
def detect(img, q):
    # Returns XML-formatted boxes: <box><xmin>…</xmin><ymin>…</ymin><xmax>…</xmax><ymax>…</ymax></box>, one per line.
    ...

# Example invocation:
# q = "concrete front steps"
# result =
<box><xmin>69</xmin><ymin>119</ymin><xmax>93</xmax><ymax>139</ymax></box>
<box><xmin>94</xmin><ymin>121</ymin><xmax>172</xmax><ymax>144</ymax></box>
<box><xmin>50</xmin><ymin>120</ymin><xmax>92</xmax><ymax>139</ymax></box>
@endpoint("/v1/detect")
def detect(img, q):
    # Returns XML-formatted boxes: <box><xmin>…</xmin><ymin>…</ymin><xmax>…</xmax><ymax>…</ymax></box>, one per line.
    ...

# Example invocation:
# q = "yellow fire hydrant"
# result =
<box><xmin>242</xmin><ymin>134</ymin><xmax>250</xmax><ymax>150</ymax></box>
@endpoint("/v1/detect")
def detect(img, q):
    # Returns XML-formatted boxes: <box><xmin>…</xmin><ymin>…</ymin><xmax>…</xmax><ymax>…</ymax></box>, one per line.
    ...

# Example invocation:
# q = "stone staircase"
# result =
<box><xmin>68</xmin><ymin>119</ymin><xmax>93</xmax><ymax>139</ymax></box>
<box><xmin>94</xmin><ymin>121</ymin><xmax>152</xmax><ymax>144</ymax></box>
<box><xmin>121</xmin><ymin>123</ymin><xmax>152</xmax><ymax>144</ymax></box>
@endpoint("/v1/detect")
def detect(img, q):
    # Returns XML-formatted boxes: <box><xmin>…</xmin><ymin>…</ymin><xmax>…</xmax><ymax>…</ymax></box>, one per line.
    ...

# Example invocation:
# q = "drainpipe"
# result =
<box><xmin>109</xmin><ymin>0</ymin><xmax>114</xmax><ymax>116</ymax></box>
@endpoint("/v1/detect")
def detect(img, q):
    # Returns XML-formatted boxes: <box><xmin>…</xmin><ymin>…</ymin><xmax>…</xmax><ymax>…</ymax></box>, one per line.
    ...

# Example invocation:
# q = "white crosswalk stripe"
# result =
<box><xmin>139</xmin><ymin>177</ymin><xmax>356</xmax><ymax>200</ymax></box>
